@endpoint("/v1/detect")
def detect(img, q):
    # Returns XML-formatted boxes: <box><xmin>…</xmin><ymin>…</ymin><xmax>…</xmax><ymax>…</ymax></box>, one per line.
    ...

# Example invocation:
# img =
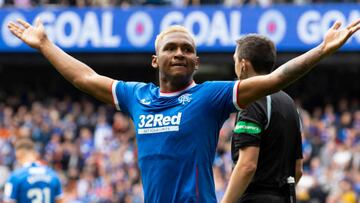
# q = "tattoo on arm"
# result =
<box><xmin>275</xmin><ymin>45</ymin><xmax>325</xmax><ymax>87</ymax></box>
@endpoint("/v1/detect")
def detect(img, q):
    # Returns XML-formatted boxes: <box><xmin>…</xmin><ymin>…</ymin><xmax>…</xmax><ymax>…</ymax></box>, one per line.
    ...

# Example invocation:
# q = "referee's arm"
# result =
<box><xmin>295</xmin><ymin>112</ymin><xmax>304</xmax><ymax>184</ymax></box>
<box><xmin>222</xmin><ymin>146</ymin><xmax>259</xmax><ymax>203</ymax></box>
<box><xmin>295</xmin><ymin>159</ymin><xmax>303</xmax><ymax>184</ymax></box>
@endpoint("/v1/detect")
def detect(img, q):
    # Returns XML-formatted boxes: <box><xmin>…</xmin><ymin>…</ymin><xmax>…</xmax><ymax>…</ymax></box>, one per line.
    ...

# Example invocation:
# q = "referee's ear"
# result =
<box><xmin>239</xmin><ymin>59</ymin><xmax>248</xmax><ymax>79</ymax></box>
<box><xmin>151</xmin><ymin>55</ymin><xmax>159</xmax><ymax>69</ymax></box>
<box><xmin>242</xmin><ymin>59</ymin><xmax>258</xmax><ymax>78</ymax></box>
<box><xmin>241</xmin><ymin>59</ymin><xmax>246</xmax><ymax>72</ymax></box>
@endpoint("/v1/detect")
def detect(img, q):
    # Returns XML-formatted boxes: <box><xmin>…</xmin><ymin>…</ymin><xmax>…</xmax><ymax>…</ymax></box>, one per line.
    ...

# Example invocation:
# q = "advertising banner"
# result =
<box><xmin>0</xmin><ymin>4</ymin><xmax>359</xmax><ymax>52</ymax></box>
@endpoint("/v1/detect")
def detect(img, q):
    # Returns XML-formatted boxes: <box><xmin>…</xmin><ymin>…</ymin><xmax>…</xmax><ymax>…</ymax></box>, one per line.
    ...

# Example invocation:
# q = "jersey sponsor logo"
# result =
<box><xmin>178</xmin><ymin>93</ymin><xmax>192</xmax><ymax>105</ymax></box>
<box><xmin>138</xmin><ymin>112</ymin><xmax>182</xmax><ymax>134</ymax></box>
<box><xmin>234</xmin><ymin>121</ymin><xmax>262</xmax><ymax>134</ymax></box>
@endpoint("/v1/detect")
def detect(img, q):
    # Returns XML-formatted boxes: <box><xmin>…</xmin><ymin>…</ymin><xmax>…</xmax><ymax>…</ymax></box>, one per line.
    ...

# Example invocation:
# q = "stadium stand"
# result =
<box><xmin>0</xmin><ymin>79</ymin><xmax>359</xmax><ymax>202</ymax></box>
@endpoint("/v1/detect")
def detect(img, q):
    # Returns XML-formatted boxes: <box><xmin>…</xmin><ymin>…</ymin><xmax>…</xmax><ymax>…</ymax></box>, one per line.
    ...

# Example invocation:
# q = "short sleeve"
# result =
<box><xmin>111</xmin><ymin>80</ymin><xmax>145</xmax><ymax>115</ymax></box>
<box><xmin>231</xmin><ymin>99</ymin><xmax>267</xmax><ymax>162</ymax></box>
<box><xmin>53</xmin><ymin>174</ymin><xmax>63</xmax><ymax>199</ymax></box>
<box><xmin>3</xmin><ymin>175</ymin><xmax>18</xmax><ymax>201</ymax></box>
<box><xmin>204</xmin><ymin>81</ymin><xmax>241</xmax><ymax>123</ymax></box>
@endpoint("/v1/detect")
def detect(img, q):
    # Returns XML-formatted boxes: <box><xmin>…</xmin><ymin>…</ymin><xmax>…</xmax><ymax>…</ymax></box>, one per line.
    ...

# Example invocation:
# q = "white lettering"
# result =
<box><xmin>298</xmin><ymin>10</ymin><xmax>321</xmax><ymax>44</ymax></box>
<box><xmin>27</xmin><ymin>175</ymin><xmax>52</xmax><ymax>184</ymax></box>
<box><xmin>78</xmin><ymin>12</ymin><xmax>101</xmax><ymax>47</ymax></box>
<box><xmin>56</xmin><ymin>11</ymin><xmax>81</xmax><ymax>47</ymax></box>
<box><xmin>31</xmin><ymin>11</ymin><xmax>120</xmax><ymax>48</ymax></box>
<box><xmin>322</xmin><ymin>10</ymin><xmax>346</xmax><ymax>36</ymax></box>
<box><xmin>184</xmin><ymin>11</ymin><xmax>209</xmax><ymax>45</ymax></box>
<box><xmin>207</xmin><ymin>11</ymin><xmax>230</xmax><ymax>46</ymax></box>
<box><xmin>102</xmin><ymin>12</ymin><xmax>121</xmax><ymax>47</ymax></box>
<box><xmin>153</xmin><ymin>114</ymin><xmax>163</xmax><ymax>127</ymax></box>
<box><xmin>349</xmin><ymin>10</ymin><xmax>360</xmax><ymax>42</ymax></box>
<box><xmin>171</xmin><ymin>112</ymin><xmax>182</xmax><ymax>125</ymax></box>
<box><xmin>137</xmin><ymin>112</ymin><xmax>182</xmax><ymax>133</ymax></box>
<box><xmin>230</xmin><ymin>11</ymin><xmax>242</xmax><ymax>44</ymax></box>
<box><xmin>138</xmin><ymin>126</ymin><xmax>179</xmax><ymax>134</ymax></box>
<box><xmin>35</xmin><ymin>12</ymin><xmax>56</xmax><ymax>42</ymax></box>
<box><xmin>160</xmin><ymin>11</ymin><xmax>184</xmax><ymax>30</ymax></box>
<box><xmin>297</xmin><ymin>10</ymin><xmax>360</xmax><ymax>45</ymax></box>
<box><xmin>160</xmin><ymin>10</ymin><xmax>243</xmax><ymax>46</ymax></box>
<box><xmin>163</xmin><ymin>116</ymin><xmax>171</xmax><ymax>125</ymax></box>
<box><xmin>2</xmin><ymin>12</ymin><xmax>25</xmax><ymax>47</ymax></box>
<box><xmin>145</xmin><ymin>114</ymin><xmax>154</xmax><ymax>127</ymax></box>
<box><xmin>139</xmin><ymin>115</ymin><xmax>146</xmax><ymax>127</ymax></box>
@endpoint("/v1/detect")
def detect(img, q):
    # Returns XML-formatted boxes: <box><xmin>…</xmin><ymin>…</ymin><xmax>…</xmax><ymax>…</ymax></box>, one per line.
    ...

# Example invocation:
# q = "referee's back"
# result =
<box><xmin>247</xmin><ymin>91</ymin><xmax>302</xmax><ymax>191</ymax></box>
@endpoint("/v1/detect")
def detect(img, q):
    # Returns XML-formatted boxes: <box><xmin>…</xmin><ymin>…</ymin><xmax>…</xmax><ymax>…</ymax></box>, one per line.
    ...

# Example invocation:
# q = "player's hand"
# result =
<box><xmin>7</xmin><ymin>18</ymin><xmax>47</xmax><ymax>50</ymax></box>
<box><xmin>322</xmin><ymin>18</ymin><xmax>360</xmax><ymax>55</ymax></box>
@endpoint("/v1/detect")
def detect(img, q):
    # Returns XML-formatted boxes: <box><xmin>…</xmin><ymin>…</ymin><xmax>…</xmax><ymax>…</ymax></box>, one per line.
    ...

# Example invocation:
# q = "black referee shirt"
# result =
<box><xmin>231</xmin><ymin>90</ymin><xmax>302</xmax><ymax>191</ymax></box>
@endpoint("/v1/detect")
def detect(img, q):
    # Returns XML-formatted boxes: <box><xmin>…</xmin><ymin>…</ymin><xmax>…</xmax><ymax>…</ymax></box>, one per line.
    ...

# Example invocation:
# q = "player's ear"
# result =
<box><xmin>194</xmin><ymin>56</ymin><xmax>200</xmax><ymax>70</ymax></box>
<box><xmin>151</xmin><ymin>55</ymin><xmax>158</xmax><ymax>69</ymax></box>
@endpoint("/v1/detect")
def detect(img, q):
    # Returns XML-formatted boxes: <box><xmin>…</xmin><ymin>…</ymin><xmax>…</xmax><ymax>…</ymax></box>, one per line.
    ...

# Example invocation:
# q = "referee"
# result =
<box><xmin>222</xmin><ymin>34</ymin><xmax>303</xmax><ymax>203</ymax></box>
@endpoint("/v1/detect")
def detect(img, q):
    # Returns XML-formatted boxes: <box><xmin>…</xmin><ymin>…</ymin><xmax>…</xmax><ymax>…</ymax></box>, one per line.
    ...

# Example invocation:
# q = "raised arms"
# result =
<box><xmin>7</xmin><ymin>18</ymin><xmax>114</xmax><ymax>105</ymax></box>
<box><xmin>237</xmin><ymin>19</ymin><xmax>360</xmax><ymax>107</ymax></box>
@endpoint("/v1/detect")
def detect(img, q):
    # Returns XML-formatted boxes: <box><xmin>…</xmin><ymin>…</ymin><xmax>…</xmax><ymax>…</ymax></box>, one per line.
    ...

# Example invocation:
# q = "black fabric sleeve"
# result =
<box><xmin>232</xmin><ymin>98</ymin><xmax>268</xmax><ymax>149</ymax></box>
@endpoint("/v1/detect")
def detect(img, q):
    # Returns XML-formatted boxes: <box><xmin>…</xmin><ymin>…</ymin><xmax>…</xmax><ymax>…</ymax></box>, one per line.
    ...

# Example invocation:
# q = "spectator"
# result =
<box><xmin>1</xmin><ymin>93</ymin><xmax>359</xmax><ymax>202</ymax></box>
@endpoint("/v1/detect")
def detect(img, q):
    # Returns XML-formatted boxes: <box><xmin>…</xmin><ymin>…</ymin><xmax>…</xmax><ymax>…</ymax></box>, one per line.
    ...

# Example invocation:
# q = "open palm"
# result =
<box><xmin>7</xmin><ymin>18</ymin><xmax>46</xmax><ymax>50</ymax></box>
<box><xmin>323</xmin><ymin>19</ymin><xmax>360</xmax><ymax>54</ymax></box>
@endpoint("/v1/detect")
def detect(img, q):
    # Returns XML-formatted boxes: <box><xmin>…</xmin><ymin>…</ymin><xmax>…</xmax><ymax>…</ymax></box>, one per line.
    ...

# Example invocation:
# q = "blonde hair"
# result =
<box><xmin>155</xmin><ymin>25</ymin><xmax>196</xmax><ymax>52</ymax></box>
<box><xmin>15</xmin><ymin>138</ymin><xmax>35</xmax><ymax>151</ymax></box>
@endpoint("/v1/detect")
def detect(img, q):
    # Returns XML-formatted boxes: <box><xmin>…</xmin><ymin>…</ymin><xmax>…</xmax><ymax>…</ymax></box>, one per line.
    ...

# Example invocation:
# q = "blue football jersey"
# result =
<box><xmin>112</xmin><ymin>80</ymin><xmax>241</xmax><ymax>203</ymax></box>
<box><xmin>3</xmin><ymin>162</ymin><xmax>63</xmax><ymax>203</ymax></box>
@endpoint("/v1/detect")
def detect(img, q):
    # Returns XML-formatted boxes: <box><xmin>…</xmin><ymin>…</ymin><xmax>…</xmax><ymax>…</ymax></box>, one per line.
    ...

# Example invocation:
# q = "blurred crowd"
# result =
<box><xmin>0</xmin><ymin>94</ymin><xmax>360</xmax><ymax>203</ymax></box>
<box><xmin>0</xmin><ymin>0</ymin><xmax>359</xmax><ymax>11</ymax></box>
<box><xmin>215</xmin><ymin>98</ymin><xmax>360</xmax><ymax>203</ymax></box>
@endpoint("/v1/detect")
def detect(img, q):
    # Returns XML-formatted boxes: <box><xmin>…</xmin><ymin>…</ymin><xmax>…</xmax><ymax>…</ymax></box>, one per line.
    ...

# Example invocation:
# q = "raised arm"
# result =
<box><xmin>237</xmin><ymin>19</ymin><xmax>360</xmax><ymax>106</ymax></box>
<box><xmin>7</xmin><ymin>18</ymin><xmax>114</xmax><ymax>105</ymax></box>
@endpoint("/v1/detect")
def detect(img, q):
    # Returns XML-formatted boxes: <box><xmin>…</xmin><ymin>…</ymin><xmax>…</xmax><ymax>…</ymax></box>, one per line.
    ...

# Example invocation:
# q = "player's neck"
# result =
<box><xmin>19</xmin><ymin>155</ymin><xmax>37</xmax><ymax>166</ymax></box>
<box><xmin>159</xmin><ymin>78</ymin><xmax>194</xmax><ymax>93</ymax></box>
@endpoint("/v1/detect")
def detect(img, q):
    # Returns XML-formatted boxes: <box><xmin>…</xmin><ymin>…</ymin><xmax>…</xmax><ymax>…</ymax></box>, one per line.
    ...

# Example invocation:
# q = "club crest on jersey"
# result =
<box><xmin>140</xmin><ymin>99</ymin><xmax>151</xmax><ymax>105</ymax></box>
<box><xmin>178</xmin><ymin>93</ymin><xmax>192</xmax><ymax>105</ymax></box>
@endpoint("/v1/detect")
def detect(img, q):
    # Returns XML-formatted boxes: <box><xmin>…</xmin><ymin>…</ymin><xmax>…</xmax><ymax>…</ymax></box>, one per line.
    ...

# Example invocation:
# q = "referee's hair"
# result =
<box><xmin>235</xmin><ymin>34</ymin><xmax>276</xmax><ymax>74</ymax></box>
<box><xmin>14</xmin><ymin>138</ymin><xmax>35</xmax><ymax>151</ymax></box>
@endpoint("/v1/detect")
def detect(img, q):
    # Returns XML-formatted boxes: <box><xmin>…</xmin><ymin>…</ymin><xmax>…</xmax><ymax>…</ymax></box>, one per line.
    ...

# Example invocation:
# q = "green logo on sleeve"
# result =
<box><xmin>234</xmin><ymin>121</ymin><xmax>262</xmax><ymax>134</ymax></box>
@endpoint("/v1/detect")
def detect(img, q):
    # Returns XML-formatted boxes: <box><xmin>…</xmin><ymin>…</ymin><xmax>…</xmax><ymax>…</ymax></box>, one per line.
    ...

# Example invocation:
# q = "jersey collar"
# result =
<box><xmin>159</xmin><ymin>81</ymin><xmax>197</xmax><ymax>97</ymax></box>
<box><xmin>23</xmin><ymin>161</ymin><xmax>40</xmax><ymax>167</ymax></box>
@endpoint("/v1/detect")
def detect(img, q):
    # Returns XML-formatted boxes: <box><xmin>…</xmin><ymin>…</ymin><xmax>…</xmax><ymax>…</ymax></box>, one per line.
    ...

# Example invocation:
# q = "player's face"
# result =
<box><xmin>15</xmin><ymin>149</ymin><xmax>26</xmax><ymax>163</ymax></box>
<box><xmin>152</xmin><ymin>32</ymin><xmax>199</xmax><ymax>81</ymax></box>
